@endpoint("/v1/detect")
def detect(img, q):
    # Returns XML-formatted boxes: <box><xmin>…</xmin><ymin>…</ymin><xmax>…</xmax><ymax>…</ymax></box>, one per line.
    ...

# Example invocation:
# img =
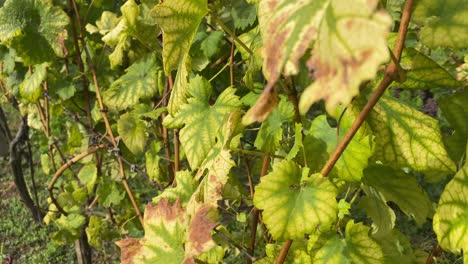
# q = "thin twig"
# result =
<box><xmin>276</xmin><ymin>0</ymin><xmax>414</xmax><ymax>262</ymax></box>
<box><xmin>426</xmin><ymin>244</ymin><xmax>442</xmax><ymax>264</ymax></box>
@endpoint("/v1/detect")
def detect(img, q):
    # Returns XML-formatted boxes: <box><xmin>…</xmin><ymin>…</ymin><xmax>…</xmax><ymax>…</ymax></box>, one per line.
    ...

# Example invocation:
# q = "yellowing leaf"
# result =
<box><xmin>258</xmin><ymin>0</ymin><xmax>328</xmax><ymax>83</ymax></box>
<box><xmin>368</xmin><ymin>95</ymin><xmax>456</xmax><ymax>181</ymax></box>
<box><xmin>254</xmin><ymin>161</ymin><xmax>337</xmax><ymax>240</ymax></box>
<box><xmin>299</xmin><ymin>0</ymin><xmax>392</xmax><ymax>114</ymax></box>
<box><xmin>152</xmin><ymin>0</ymin><xmax>208</xmax><ymax>73</ymax></box>
<box><xmin>104</xmin><ymin>54</ymin><xmax>163</xmax><ymax>110</ymax></box>
<box><xmin>164</xmin><ymin>78</ymin><xmax>241</xmax><ymax>169</ymax></box>
<box><xmin>413</xmin><ymin>0</ymin><xmax>468</xmax><ymax>49</ymax></box>
<box><xmin>433</xmin><ymin>153</ymin><xmax>468</xmax><ymax>259</ymax></box>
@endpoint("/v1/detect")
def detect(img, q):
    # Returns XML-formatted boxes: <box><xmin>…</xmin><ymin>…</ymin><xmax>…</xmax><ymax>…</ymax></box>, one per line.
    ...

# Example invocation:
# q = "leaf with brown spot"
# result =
<box><xmin>185</xmin><ymin>205</ymin><xmax>218</xmax><ymax>260</ymax></box>
<box><xmin>242</xmin><ymin>83</ymin><xmax>279</xmax><ymax>125</ymax></box>
<box><xmin>115</xmin><ymin>238</ymin><xmax>141</xmax><ymax>264</ymax></box>
<box><xmin>258</xmin><ymin>0</ymin><xmax>329</xmax><ymax>83</ymax></box>
<box><xmin>299</xmin><ymin>0</ymin><xmax>392</xmax><ymax>115</ymax></box>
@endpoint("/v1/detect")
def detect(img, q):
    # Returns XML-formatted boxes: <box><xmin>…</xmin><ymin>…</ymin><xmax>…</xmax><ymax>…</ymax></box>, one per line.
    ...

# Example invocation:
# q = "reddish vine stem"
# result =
<box><xmin>69</xmin><ymin>0</ymin><xmax>143</xmax><ymax>224</ymax></box>
<box><xmin>426</xmin><ymin>244</ymin><xmax>442</xmax><ymax>264</ymax></box>
<box><xmin>248</xmin><ymin>155</ymin><xmax>270</xmax><ymax>264</ymax></box>
<box><xmin>276</xmin><ymin>0</ymin><xmax>414</xmax><ymax>263</ymax></box>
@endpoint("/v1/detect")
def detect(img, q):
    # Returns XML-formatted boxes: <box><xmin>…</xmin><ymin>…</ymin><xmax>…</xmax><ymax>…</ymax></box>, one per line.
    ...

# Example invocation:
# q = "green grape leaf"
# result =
<box><xmin>312</xmin><ymin>221</ymin><xmax>384</xmax><ymax>263</ymax></box>
<box><xmin>433</xmin><ymin>154</ymin><xmax>468</xmax><ymax>257</ymax></box>
<box><xmin>164</xmin><ymin>78</ymin><xmax>241</xmax><ymax>169</ymax></box>
<box><xmin>97</xmin><ymin>176</ymin><xmax>125</xmax><ymax>207</ymax></box>
<box><xmin>200</xmin><ymin>31</ymin><xmax>224</xmax><ymax>58</ymax></box>
<box><xmin>167</xmin><ymin>57</ymin><xmax>189</xmax><ymax>115</ymax></box>
<box><xmin>151</xmin><ymin>0</ymin><xmax>208</xmax><ymax>73</ymax></box>
<box><xmin>286</xmin><ymin>123</ymin><xmax>304</xmax><ymax>161</ymax></box>
<box><xmin>117</xmin><ymin>112</ymin><xmax>148</xmax><ymax>155</ymax></box>
<box><xmin>254</xmin><ymin>96</ymin><xmax>295</xmax><ymax>153</ymax></box>
<box><xmin>145</xmin><ymin>141</ymin><xmax>165</xmax><ymax>184</ymax></box>
<box><xmin>153</xmin><ymin>170</ymin><xmax>196</xmax><ymax>206</ymax></box>
<box><xmin>363</xmin><ymin>165</ymin><xmax>432</xmax><ymax>225</ymax></box>
<box><xmin>439</xmin><ymin>89</ymin><xmax>468</xmax><ymax>162</ymax></box>
<box><xmin>19</xmin><ymin>63</ymin><xmax>47</xmax><ymax>102</ymax></box>
<box><xmin>253</xmin><ymin>160</ymin><xmax>338</xmax><ymax>240</ymax></box>
<box><xmin>77</xmin><ymin>164</ymin><xmax>98</xmax><ymax>193</ymax></box>
<box><xmin>117</xmin><ymin>199</ymin><xmax>187</xmax><ymax>263</ymax></box>
<box><xmin>258</xmin><ymin>0</ymin><xmax>328</xmax><ymax>83</ymax></box>
<box><xmin>104</xmin><ymin>54</ymin><xmax>162</xmax><ymax>110</ymax></box>
<box><xmin>359</xmin><ymin>185</ymin><xmax>396</xmax><ymax>236</ymax></box>
<box><xmin>0</xmin><ymin>0</ymin><xmax>68</xmax><ymax>65</ymax></box>
<box><xmin>86</xmin><ymin>11</ymin><xmax>120</xmax><ymax>35</ymax></box>
<box><xmin>299</xmin><ymin>0</ymin><xmax>392</xmax><ymax>114</ymax></box>
<box><xmin>413</xmin><ymin>0</ymin><xmax>468</xmax><ymax>48</ymax></box>
<box><xmin>86</xmin><ymin>216</ymin><xmax>118</xmax><ymax>248</ymax></box>
<box><xmin>398</xmin><ymin>48</ymin><xmax>461</xmax><ymax>89</ymax></box>
<box><xmin>304</xmin><ymin>115</ymin><xmax>373</xmax><ymax>182</ymax></box>
<box><xmin>231</xmin><ymin>0</ymin><xmax>257</xmax><ymax>30</ymax></box>
<box><xmin>368</xmin><ymin>95</ymin><xmax>456</xmax><ymax>180</ymax></box>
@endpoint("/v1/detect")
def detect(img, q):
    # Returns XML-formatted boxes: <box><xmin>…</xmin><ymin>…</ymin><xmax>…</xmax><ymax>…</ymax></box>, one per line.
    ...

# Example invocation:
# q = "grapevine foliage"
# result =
<box><xmin>0</xmin><ymin>0</ymin><xmax>467</xmax><ymax>263</ymax></box>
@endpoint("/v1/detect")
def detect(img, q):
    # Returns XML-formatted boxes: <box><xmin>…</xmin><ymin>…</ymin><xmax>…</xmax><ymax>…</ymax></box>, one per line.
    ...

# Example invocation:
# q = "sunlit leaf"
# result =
<box><xmin>258</xmin><ymin>0</ymin><xmax>328</xmax><ymax>83</ymax></box>
<box><xmin>372</xmin><ymin>229</ymin><xmax>419</xmax><ymax>264</ymax></box>
<box><xmin>104</xmin><ymin>54</ymin><xmax>163</xmax><ymax>110</ymax></box>
<box><xmin>152</xmin><ymin>0</ymin><xmax>208</xmax><ymax>73</ymax></box>
<box><xmin>398</xmin><ymin>48</ymin><xmax>461</xmax><ymax>89</ymax></box>
<box><xmin>164</xmin><ymin>77</ymin><xmax>241</xmax><ymax>169</ymax></box>
<box><xmin>117</xmin><ymin>113</ymin><xmax>148</xmax><ymax>155</ymax></box>
<box><xmin>363</xmin><ymin>165</ymin><xmax>432</xmax><ymax>225</ymax></box>
<box><xmin>254</xmin><ymin>161</ymin><xmax>337</xmax><ymax>240</ymax></box>
<box><xmin>299</xmin><ymin>0</ymin><xmax>392</xmax><ymax>114</ymax></box>
<box><xmin>413</xmin><ymin>0</ymin><xmax>468</xmax><ymax>48</ymax></box>
<box><xmin>312</xmin><ymin>221</ymin><xmax>384</xmax><ymax>263</ymax></box>
<box><xmin>433</xmin><ymin>153</ymin><xmax>468</xmax><ymax>258</ymax></box>
<box><xmin>368</xmin><ymin>95</ymin><xmax>456</xmax><ymax>181</ymax></box>
<box><xmin>19</xmin><ymin>63</ymin><xmax>47</xmax><ymax>102</ymax></box>
<box><xmin>242</xmin><ymin>83</ymin><xmax>279</xmax><ymax>125</ymax></box>
<box><xmin>303</xmin><ymin>115</ymin><xmax>373</xmax><ymax>182</ymax></box>
<box><xmin>0</xmin><ymin>0</ymin><xmax>68</xmax><ymax>65</ymax></box>
<box><xmin>153</xmin><ymin>170</ymin><xmax>196</xmax><ymax>206</ymax></box>
<box><xmin>78</xmin><ymin>164</ymin><xmax>98</xmax><ymax>193</ymax></box>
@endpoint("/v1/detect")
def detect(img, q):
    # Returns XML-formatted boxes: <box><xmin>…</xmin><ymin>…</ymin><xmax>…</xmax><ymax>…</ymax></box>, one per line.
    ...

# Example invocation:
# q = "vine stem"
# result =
<box><xmin>275</xmin><ymin>0</ymin><xmax>414</xmax><ymax>263</ymax></box>
<box><xmin>426</xmin><ymin>244</ymin><xmax>442</xmax><ymax>264</ymax></box>
<box><xmin>69</xmin><ymin>0</ymin><xmax>143</xmax><ymax>225</ymax></box>
<box><xmin>248</xmin><ymin>155</ymin><xmax>270</xmax><ymax>263</ymax></box>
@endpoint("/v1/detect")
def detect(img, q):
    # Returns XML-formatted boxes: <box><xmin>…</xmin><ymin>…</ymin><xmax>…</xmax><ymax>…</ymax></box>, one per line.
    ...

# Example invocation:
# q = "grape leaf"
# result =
<box><xmin>153</xmin><ymin>170</ymin><xmax>196</xmax><ymax>206</ymax></box>
<box><xmin>258</xmin><ymin>0</ymin><xmax>328</xmax><ymax>83</ymax></box>
<box><xmin>77</xmin><ymin>164</ymin><xmax>98</xmax><ymax>193</ymax></box>
<box><xmin>299</xmin><ymin>0</ymin><xmax>392</xmax><ymax>114</ymax></box>
<box><xmin>303</xmin><ymin>115</ymin><xmax>373</xmax><ymax>182</ymax></box>
<box><xmin>254</xmin><ymin>161</ymin><xmax>337</xmax><ymax>240</ymax></box>
<box><xmin>104</xmin><ymin>54</ymin><xmax>162</xmax><ymax>110</ymax></box>
<box><xmin>164</xmin><ymin>77</ymin><xmax>241</xmax><ymax>169</ymax></box>
<box><xmin>231</xmin><ymin>0</ymin><xmax>257</xmax><ymax>30</ymax></box>
<box><xmin>117</xmin><ymin>199</ymin><xmax>187</xmax><ymax>264</ymax></box>
<box><xmin>372</xmin><ymin>229</ymin><xmax>417</xmax><ymax>264</ymax></box>
<box><xmin>200</xmin><ymin>31</ymin><xmax>224</xmax><ymax>58</ymax></box>
<box><xmin>363</xmin><ymin>165</ymin><xmax>432</xmax><ymax>225</ymax></box>
<box><xmin>152</xmin><ymin>0</ymin><xmax>208</xmax><ymax>73</ymax></box>
<box><xmin>117</xmin><ymin>113</ymin><xmax>148</xmax><ymax>155</ymax></box>
<box><xmin>145</xmin><ymin>141</ymin><xmax>165</xmax><ymax>184</ymax></box>
<box><xmin>0</xmin><ymin>0</ymin><xmax>68</xmax><ymax>65</ymax></box>
<box><xmin>398</xmin><ymin>48</ymin><xmax>461</xmax><ymax>89</ymax></box>
<box><xmin>433</xmin><ymin>152</ymin><xmax>468</xmax><ymax>258</ymax></box>
<box><xmin>359</xmin><ymin>185</ymin><xmax>396</xmax><ymax>236</ymax></box>
<box><xmin>254</xmin><ymin>96</ymin><xmax>295</xmax><ymax>153</ymax></box>
<box><xmin>413</xmin><ymin>0</ymin><xmax>468</xmax><ymax>48</ymax></box>
<box><xmin>368</xmin><ymin>95</ymin><xmax>456</xmax><ymax>181</ymax></box>
<box><xmin>19</xmin><ymin>63</ymin><xmax>47</xmax><ymax>102</ymax></box>
<box><xmin>312</xmin><ymin>221</ymin><xmax>384</xmax><ymax>263</ymax></box>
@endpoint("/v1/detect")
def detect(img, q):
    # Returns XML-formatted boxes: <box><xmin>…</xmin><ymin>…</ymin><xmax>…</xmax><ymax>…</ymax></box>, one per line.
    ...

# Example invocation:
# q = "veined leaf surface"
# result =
<box><xmin>104</xmin><ymin>54</ymin><xmax>162</xmax><ymax>110</ymax></box>
<box><xmin>254</xmin><ymin>161</ymin><xmax>337</xmax><ymax>240</ymax></box>
<box><xmin>413</xmin><ymin>0</ymin><xmax>468</xmax><ymax>48</ymax></box>
<box><xmin>0</xmin><ymin>0</ymin><xmax>68</xmax><ymax>65</ymax></box>
<box><xmin>19</xmin><ymin>63</ymin><xmax>47</xmax><ymax>102</ymax></box>
<box><xmin>299</xmin><ymin>0</ymin><xmax>392</xmax><ymax>114</ymax></box>
<box><xmin>433</xmin><ymin>151</ymin><xmax>468</xmax><ymax>258</ymax></box>
<box><xmin>117</xmin><ymin>113</ymin><xmax>148</xmax><ymax>155</ymax></box>
<box><xmin>368</xmin><ymin>95</ymin><xmax>456</xmax><ymax>180</ymax></box>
